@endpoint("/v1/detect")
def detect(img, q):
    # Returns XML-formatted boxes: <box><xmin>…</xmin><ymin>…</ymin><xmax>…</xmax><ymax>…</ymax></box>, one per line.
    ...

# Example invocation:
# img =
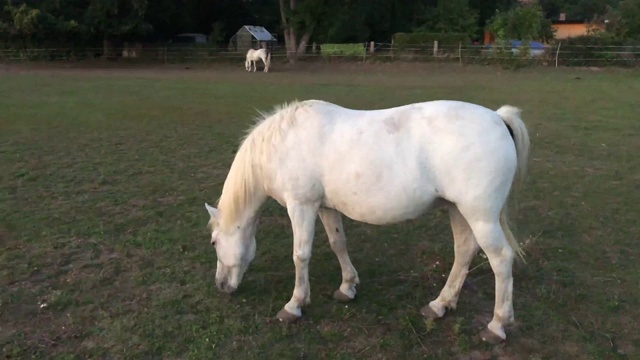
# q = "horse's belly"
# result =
<box><xmin>322</xmin><ymin>178</ymin><xmax>438</xmax><ymax>225</ymax></box>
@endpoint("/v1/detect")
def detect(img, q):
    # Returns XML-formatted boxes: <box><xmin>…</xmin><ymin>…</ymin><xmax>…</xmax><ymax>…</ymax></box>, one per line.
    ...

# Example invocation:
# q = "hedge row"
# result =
<box><xmin>556</xmin><ymin>35</ymin><xmax>640</xmax><ymax>67</ymax></box>
<box><xmin>393</xmin><ymin>32</ymin><xmax>470</xmax><ymax>49</ymax></box>
<box><xmin>320</xmin><ymin>43</ymin><xmax>365</xmax><ymax>57</ymax></box>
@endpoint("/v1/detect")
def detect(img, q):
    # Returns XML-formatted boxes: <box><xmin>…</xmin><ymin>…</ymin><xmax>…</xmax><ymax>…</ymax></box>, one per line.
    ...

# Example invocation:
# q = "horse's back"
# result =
<box><xmin>299</xmin><ymin>100</ymin><xmax>514</xmax><ymax>172</ymax></box>
<box><xmin>246</xmin><ymin>48</ymin><xmax>265</xmax><ymax>58</ymax></box>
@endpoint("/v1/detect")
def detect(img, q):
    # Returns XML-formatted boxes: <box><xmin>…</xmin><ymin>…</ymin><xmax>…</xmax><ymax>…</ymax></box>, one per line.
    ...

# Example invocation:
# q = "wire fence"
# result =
<box><xmin>1</xmin><ymin>41</ymin><xmax>639</xmax><ymax>68</ymax></box>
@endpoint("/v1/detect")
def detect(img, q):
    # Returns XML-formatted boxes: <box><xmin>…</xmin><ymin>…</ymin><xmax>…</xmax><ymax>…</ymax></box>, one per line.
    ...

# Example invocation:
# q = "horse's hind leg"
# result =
<box><xmin>458</xmin><ymin>206</ymin><xmax>515</xmax><ymax>343</ymax></box>
<box><xmin>318</xmin><ymin>208</ymin><xmax>360</xmax><ymax>302</ymax></box>
<box><xmin>422</xmin><ymin>205</ymin><xmax>479</xmax><ymax>319</ymax></box>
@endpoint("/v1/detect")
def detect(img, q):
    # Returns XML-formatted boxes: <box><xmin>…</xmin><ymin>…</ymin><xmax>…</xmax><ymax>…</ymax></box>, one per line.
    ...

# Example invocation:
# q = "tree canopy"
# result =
<box><xmin>487</xmin><ymin>3</ymin><xmax>555</xmax><ymax>42</ymax></box>
<box><xmin>0</xmin><ymin>0</ymin><xmax>636</xmax><ymax>52</ymax></box>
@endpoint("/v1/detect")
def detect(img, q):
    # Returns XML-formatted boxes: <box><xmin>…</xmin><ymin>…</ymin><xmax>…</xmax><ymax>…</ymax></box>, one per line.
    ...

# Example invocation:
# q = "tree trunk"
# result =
<box><xmin>280</xmin><ymin>0</ymin><xmax>295</xmax><ymax>63</ymax></box>
<box><xmin>102</xmin><ymin>38</ymin><xmax>112</xmax><ymax>60</ymax></box>
<box><xmin>296</xmin><ymin>32</ymin><xmax>311</xmax><ymax>55</ymax></box>
<box><xmin>279</xmin><ymin>0</ymin><xmax>313</xmax><ymax>64</ymax></box>
<box><xmin>287</xmin><ymin>28</ymin><xmax>298</xmax><ymax>63</ymax></box>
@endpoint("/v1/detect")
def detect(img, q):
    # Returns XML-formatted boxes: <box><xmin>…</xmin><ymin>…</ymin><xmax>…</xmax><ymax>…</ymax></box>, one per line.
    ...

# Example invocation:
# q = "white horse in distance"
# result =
<box><xmin>204</xmin><ymin>99</ymin><xmax>530</xmax><ymax>343</ymax></box>
<box><xmin>245</xmin><ymin>48</ymin><xmax>271</xmax><ymax>73</ymax></box>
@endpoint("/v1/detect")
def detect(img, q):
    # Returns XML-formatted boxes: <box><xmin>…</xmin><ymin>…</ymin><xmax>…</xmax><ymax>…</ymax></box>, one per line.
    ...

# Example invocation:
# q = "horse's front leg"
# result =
<box><xmin>252</xmin><ymin>60</ymin><xmax>257</xmax><ymax>72</ymax></box>
<box><xmin>276</xmin><ymin>203</ymin><xmax>318</xmax><ymax>322</ymax></box>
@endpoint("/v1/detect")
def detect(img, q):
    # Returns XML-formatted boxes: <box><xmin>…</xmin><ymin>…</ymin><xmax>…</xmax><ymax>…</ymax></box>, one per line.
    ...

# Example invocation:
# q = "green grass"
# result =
<box><xmin>1</xmin><ymin>62</ymin><xmax>639</xmax><ymax>359</ymax></box>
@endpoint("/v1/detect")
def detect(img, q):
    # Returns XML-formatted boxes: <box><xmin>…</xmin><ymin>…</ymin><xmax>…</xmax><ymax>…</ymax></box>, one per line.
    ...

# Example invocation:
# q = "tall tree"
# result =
<box><xmin>3</xmin><ymin>3</ymin><xmax>41</xmax><ymax>48</ymax></box>
<box><xmin>359</xmin><ymin>0</ymin><xmax>431</xmax><ymax>41</ymax></box>
<box><xmin>84</xmin><ymin>0</ymin><xmax>151</xmax><ymax>55</ymax></box>
<box><xmin>566</xmin><ymin>0</ymin><xmax>619</xmax><ymax>20</ymax></box>
<box><xmin>538</xmin><ymin>0</ymin><xmax>620</xmax><ymax>20</ymax></box>
<box><xmin>416</xmin><ymin>0</ymin><xmax>479</xmax><ymax>38</ymax></box>
<box><xmin>487</xmin><ymin>3</ymin><xmax>554</xmax><ymax>42</ymax></box>
<box><xmin>34</xmin><ymin>0</ymin><xmax>85</xmax><ymax>47</ymax></box>
<box><xmin>209</xmin><ymin>0</ymin><xmax>256</xmax><ymax>44</ymax></box>
<box><xmin>279</xmin><ymin>0</ymin><xmax>328</xmax><ymax>62</ymax></box>
<box><xmin>0</xmin><ymin>1</ymin><xmax>81</xmax><ymax>48</ymax></box>
<box><xmin>469</xmin><ymin>0</ymin><xmax>518</xmax><ymax>38</ymax></box>
<box><xmin>314</xmin><ymin>0</ymin><xmax>369</xmax><ymax>43</ymax></box>
<box><xmin>144</xmin><ymin>0</ymin><xmax>188</xmax><ymax>42</ymax></box>
<box><xmin>618</xmin><ymin>0</ymin><xmax>640</xmax><ymax>38</ymax></box>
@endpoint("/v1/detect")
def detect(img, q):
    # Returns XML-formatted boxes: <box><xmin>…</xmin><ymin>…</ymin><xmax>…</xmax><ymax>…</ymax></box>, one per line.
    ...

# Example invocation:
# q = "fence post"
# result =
<box><xmin>370</xmin><ymin>41</ymin><xmax>375</xmax><ymax>55</ymax></box>
<box><xmin>555</xmin><ymin>42</ymin><xmax>562</xmax><ymax>68</ymax></box>
<box><xmin>363</xmin><ymin>42</ymin><xmax>366</xmax><ymax>63</ymax></box>
<box><xmin>433</xmin><ymin>40</ymin><xmax>438</xmax><ymax>58</ymax></box>
<box><xmin>459</xmin><ymin>41</ymin><xmax>462</xmax><ymax>64</ymax></box>
<box><xmin>391</xmin><ymin>38</ymin><xmax>395</xmax><ymax>61</ymax></box>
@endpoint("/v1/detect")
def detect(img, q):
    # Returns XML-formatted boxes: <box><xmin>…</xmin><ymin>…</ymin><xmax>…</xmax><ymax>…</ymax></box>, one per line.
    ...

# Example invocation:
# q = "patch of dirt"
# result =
<box><xmin>456</xmin><ymin>350</ymin><xmax>492</xmax><ymax>360</ymax></box>
<box><xmin>315</xmin><ymin>319</ymin><xmax>390</xmax><ymax>358</ymax></box>
<box><xmin>0</xmin><ymin>226</ymin><xmax>10</xmax><ymax>243</ymax></box>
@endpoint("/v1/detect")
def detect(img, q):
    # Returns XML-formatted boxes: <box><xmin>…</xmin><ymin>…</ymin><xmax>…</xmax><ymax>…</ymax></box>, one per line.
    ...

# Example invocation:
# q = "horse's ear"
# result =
<box><xmin>205</xmin><ymin>203</ymin><xmax>220</xmax><ymax>220</ymax></box>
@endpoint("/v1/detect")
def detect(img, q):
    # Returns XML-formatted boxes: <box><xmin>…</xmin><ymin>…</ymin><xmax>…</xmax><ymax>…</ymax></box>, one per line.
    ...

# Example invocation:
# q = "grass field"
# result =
<box><xmin>1</xmin><ymin>62</ymin><xmax>639</xmax><ymax>359</ymax></box>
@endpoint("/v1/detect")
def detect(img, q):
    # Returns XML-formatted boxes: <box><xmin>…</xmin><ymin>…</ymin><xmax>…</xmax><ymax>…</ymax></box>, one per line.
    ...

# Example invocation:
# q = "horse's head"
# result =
<box><xmin>204</xmin><ymin>203</ymin><xmax>257</xmax><ymax>294</ymax></box>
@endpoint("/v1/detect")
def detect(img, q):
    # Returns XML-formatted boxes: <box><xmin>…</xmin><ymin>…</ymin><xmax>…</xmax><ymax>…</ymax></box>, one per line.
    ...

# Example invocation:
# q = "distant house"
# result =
<box><xmin>551</xmin><ymin>15</ymin><xmax>604</xmax><ymax>39</ymax></box>
<box><xmin>229</xmin><ymin>26</ymin><xmax>277</xmax><ymax>52</ymax></box>
<box><xmin>483</xmin><ymin>12</ymin><xmax>604</xmax><ymax>45</ymax></box>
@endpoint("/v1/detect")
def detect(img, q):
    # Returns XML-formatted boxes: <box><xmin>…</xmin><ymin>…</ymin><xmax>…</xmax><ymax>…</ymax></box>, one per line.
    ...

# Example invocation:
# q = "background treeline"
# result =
<box><xmin>1</xmin><ymin>0</ymin><xmax>639</xmax><ymax>57</ymax></box>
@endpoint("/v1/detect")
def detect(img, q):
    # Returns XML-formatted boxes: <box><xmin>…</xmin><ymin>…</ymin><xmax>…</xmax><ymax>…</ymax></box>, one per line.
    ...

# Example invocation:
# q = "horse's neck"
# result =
<box><xmin>222</xmin><ymin>195</ymin><xmax>266</xmax><ymax>232</ymax></box>
<box><xmin>219</xmin><ymin>114</ymin><xmax>277</xmax><ymax>231</ymax></box>
<box><xmin>218</xmin><ymin>170</ymin><xmax>268</xmax><ymax>232</ymax></box>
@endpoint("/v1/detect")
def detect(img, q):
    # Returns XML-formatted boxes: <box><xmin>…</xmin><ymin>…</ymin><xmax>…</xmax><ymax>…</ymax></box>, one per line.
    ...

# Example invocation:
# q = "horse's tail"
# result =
<box><xmin>497</xmin><ymin>105</ymin><xmax>529</xmax><ymax>184</ymax></box>
<box><xmin>496</xmin><ymin>105</ymin><xmax>530</xmax><ymax>261</ymax></box>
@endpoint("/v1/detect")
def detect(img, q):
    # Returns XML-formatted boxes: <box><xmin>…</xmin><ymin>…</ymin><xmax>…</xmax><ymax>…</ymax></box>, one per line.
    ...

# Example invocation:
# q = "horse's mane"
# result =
<box><xmin>215</xmin><ymin>100</ymin><xmax>316</xmax><ymax>231</ymax></box>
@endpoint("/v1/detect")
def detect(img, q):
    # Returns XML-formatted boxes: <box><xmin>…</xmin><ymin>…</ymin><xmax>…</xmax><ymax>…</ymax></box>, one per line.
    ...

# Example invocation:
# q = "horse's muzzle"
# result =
<box><xmin>216</xmin><ymin>279</ymin><xmax>237</xmax><ymax>294</ymax></box>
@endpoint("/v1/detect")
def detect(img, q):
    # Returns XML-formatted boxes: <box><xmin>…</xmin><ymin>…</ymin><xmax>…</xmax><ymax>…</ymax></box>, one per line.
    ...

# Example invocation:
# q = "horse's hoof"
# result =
<box><xmin>333</xmin><ymin>289</ymin><xmax>355</xmax><ymax>302</ymax></box>
<box><xmin>276</xmin><ymin>309</ymin><xmax>301</xmax><ymax>323</ymax></box>
<box><xmin>479</xmin><ymin>328</ymin><xmax>506</xmax><ymax>344</ymax></box>
<box><xmin>420</xmin><ymin>305</ymin><xmax>442</xmax><ymax>319</ymax></box>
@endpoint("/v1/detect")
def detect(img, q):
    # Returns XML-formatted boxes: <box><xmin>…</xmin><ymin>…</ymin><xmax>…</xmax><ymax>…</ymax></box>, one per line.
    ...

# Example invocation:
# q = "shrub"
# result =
<box><xmin>393</xmin><ymin>32</ymin><xmax>469</xmax><ymax>50</ymax></box>
<box><xmin>320</xmin><ymin>43</ymin><xmax>365</xmax><ymax>57</ymax></box>
<box><xmin>557</xmin><ymin>34</ymin><xmax>640</xmax><ymax>67</ymax></box>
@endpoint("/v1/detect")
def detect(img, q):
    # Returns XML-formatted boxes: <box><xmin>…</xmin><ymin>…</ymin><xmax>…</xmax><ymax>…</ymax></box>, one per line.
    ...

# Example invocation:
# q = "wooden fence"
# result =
<box><xmin>1</xmin><ymin>41</ymin><xmax>639</xmax><ymax>67</ymax></box>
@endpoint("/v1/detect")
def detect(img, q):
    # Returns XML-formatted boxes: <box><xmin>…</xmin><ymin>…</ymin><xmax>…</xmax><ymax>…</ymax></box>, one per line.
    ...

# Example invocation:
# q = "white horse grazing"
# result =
<box><xmin>204</xmin><ymin>99</ymin><xmax>530</xmax><ymax>343</ymax></box>
<box><xmin>245</xmin><ymin>48</ymin><xmax>271</xmax><ymax>73</ymax></box>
